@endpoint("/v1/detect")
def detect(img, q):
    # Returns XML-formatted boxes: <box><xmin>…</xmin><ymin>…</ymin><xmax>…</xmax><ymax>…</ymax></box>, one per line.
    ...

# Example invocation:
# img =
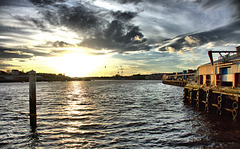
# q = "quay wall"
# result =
<box><xmin>162</xmin><ymin>80</ymin><xmax>189</xmax><ymax>87</ymax></box>
<box><xmin>183</xmin><ymin>84</ymin><xmax>240</xmax><ymax>121</ymax></box>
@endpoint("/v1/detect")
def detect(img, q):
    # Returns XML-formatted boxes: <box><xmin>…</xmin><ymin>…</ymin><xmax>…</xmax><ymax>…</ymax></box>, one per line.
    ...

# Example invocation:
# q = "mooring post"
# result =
<box><xmin>29</xmin><ymin>70</ymin><xmax>37</xmax><ymax>129</ymax></box>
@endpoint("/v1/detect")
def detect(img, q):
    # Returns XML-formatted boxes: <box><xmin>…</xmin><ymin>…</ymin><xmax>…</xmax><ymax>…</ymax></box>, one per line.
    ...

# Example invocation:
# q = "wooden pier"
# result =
<box><xmin>182</xmin><ymin>47</ymin><xmax>240</xmax><ymax>121</ymax></box>
<box><xmin>162</xmin><ymin>80</ymin><xmax>188</xmax><ymax>87</ymax></box>
<box><xmin>162</xmin><ymin>71</ymin><xmax>195</xmax><ymax>87</ymax></box>
<box><xmin>183</xmin><ymin>83</ymin><xmax>240</xmax><ymax>121</ymax></box>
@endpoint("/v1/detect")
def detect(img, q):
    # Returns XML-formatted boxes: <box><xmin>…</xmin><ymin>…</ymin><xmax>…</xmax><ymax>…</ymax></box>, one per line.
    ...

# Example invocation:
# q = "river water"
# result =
<box><xmin>1</xmin><ymin>80</ymin><xmax>240</xmax><ymax>148</ymax></box>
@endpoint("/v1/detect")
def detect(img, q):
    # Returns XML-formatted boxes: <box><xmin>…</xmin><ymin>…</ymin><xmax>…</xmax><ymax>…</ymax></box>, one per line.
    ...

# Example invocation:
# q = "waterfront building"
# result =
<box><xmin>196</xmin><ymin>46</ymin><xmax>240</xmax><ymax>87</ymax></box>
<box><xmin>183</xmin><ymin>46</ymin><xmax>240</xmax><ymax>121</ymax></box>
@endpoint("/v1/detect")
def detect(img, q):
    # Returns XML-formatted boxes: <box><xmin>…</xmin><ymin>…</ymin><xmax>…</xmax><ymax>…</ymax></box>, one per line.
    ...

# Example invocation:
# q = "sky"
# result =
<box><xmin>0</xmin><ymin>0</ymin><xmax>239</xmax><ymax>77</ymax></box>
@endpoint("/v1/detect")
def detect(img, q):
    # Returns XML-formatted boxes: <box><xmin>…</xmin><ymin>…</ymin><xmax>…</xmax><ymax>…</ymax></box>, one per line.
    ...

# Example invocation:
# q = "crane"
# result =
<box><xmin>208</xmin><ymin>50</ymin><xmax>240</xmax><ymax>65</ymax></box>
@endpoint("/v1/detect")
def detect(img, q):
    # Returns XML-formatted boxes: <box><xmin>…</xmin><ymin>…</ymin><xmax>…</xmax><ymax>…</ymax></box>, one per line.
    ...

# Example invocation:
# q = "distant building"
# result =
<box><xmin>0</xmin><ymin>70</ymin><xmax>7</xmax><ymax>75</ymax></box>
<box><xmin>11</xmin><ymin>69</ymin><xmax>20</xmax><ymax>75</ymax></box>
<box><xmin>145</xmin><ymin>73</ymin><xmax>163</xmax><ymax>80</ymax></box>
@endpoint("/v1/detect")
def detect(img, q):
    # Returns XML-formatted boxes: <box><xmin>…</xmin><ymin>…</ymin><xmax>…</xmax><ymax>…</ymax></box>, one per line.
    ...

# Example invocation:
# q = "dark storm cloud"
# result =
<box><xmin>111</xmin><ymin>0</ymin><xmax>175</xmax><ymax>8</ymax></box>
<box><xmin>104</xmin><ymin>21</ymin><xmax>145</xmax><ymax>44</ymax></box>
<box><xmin>19</xmin><ymin>48</ymin><xmax>51</xmax><ymax>57</ymax></box>
<box><xmin>0</xmin><ymin>38</ymin><xmax>20</xmax><ymax>44</ymax></box>
<box><xmin>0</xmin><ymin>47</ymin><xmax>50</xmax><ymax>59</ymax></box>
<box><xmin>157</xmin><ymin>37</ymin><xmax>185</xmax><ymax>52</ymax></box>
<box><xmin>0</xmin><ymin>48</ymin><xmax>32</xmax><ymax>59</ymax></box>
<box><xmin>3</xmin><ymin>0</ymin><xmax>146</xmax><ymax>54</ymax></box>
<box><xmin>195</xmin><ymin>0</ymin><xmax>225</xmax><ymax>8</ymax></box>
<box><xmin>115</xmin><ymin>0</ymin><xmax>239</xmax><ymax>10</ymax></box>
<box><xmin>158</xmin><ymin>21</ymin><xmax>240</xmax><ymax>52</ymax></box>
<box><xmin>35</xmin><ymin>3</ymin><xmax>104</xmax><ymax>35</ymax></box>
<box><xmin>28</xmin><ymin>0</ymin><xmax>67</xmax><ymax>7</ymax></box>
<box><xmin>230</xmin><ymin>0</ymin><xmax>240</xmax><ymax>20</ymax></box>
<box><xmin>50</xmin><ymin>49</ymin><xmax>70</xmax><ymax>54</ymax></box>
<box><xmin>111</xmin><ymin>11</ymin><xmax>137</xmax><ymax>22</ymax></box>
<box><xmin>28</xmin><ymin>0</ymin><xmax>151</xmax><ymax>53</ymax></box>
<box><xmin>46</xmin><ymin>41</ymin><xmax>74</xmax><ymax>48</ymax></box>
<box><xmin>26</xmin><ymin>0</ymin><xmax>240</xmax><ymax>54</ymax></box>
<box><xmin>0</xmin><ymin>0</ymin><xmax>32</xmax><ymax>7</ymax></box>
<box><xmin>196</xmin><ymin>0</ymin><xmax>240</xmax><ymax>19</ymax></box>
<box><xmin>114</xmin><ymin>0</ymin><xmax>142</xmax><ymax>4</ymax></box>
<box><xmin>27</xmin><ymin>0</ymin><xmax>105</xmax><ymax>36</ymax></box>
<box><xmin>14</xmin><ymin>16</ymin><xmax>48</xmax><ymax>31</ymax></box>
<box><xmin>112</xmin><ymin>0</ymin><xmax>166</xmax><ymax>4</ymax></box>
<box><xmin>55</xmin><ymin>4</ymin><xmax>101</xmax><ymax>32</ymax></box>
<box><xmin>0</xmin><ymin>63</ymin><xmax>16</xmax><ymax>69</ymax></box>
<box><xmin>0</xmin><ymin>24</ymin><xmax>33</xmax><ymax>35</ymax></box>
<box><xmin>156</xmin><ymin>0</ymin><xmax>240</xmax><ymax>52</ymax></box>
<box><xmin>79</xmin><ymin>20</ymin><xmax>151</xmax><ymax>52</ymax></box>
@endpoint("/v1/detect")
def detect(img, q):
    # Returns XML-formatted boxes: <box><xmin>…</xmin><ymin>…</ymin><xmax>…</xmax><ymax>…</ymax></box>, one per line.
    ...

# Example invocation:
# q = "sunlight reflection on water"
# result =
<box><xmin>1</xmin><ymin>81</ymin><xmax>240</xmax><ymax>148</ymax></box>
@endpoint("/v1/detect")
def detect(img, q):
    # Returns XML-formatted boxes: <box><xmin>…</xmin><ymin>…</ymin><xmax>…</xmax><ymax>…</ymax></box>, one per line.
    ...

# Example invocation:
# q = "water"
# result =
<box><xmin>1</xmin><ymin>80</ymin><xmax>240</xmax><ymax>148</ymax></box>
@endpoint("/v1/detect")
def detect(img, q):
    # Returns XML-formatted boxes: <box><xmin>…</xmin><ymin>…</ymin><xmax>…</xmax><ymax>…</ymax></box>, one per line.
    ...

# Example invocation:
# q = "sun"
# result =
<box><xmin>48</xmin><ymin>53</ymin><xmax>105</xmax><ymax>77</ymax></box>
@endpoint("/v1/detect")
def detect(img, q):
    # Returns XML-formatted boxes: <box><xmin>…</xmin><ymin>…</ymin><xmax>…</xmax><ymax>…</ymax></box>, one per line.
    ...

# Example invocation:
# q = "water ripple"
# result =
<box><xmin>1</xmin><ymin>81</ymin><xmax>240</xmax><ymax>148</ymax></box>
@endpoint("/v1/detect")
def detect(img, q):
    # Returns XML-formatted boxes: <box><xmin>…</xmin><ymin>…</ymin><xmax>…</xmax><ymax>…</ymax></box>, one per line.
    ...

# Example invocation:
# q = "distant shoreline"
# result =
<box><xmin>0</xmin><ymin>70</ymin><xmax>164</xmax><ymax>83</ymax></box>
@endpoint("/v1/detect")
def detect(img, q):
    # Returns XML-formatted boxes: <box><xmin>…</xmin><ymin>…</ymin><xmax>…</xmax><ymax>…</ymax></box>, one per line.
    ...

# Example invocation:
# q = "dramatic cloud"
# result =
<box><xmin>46</xmin><ymin>41</ymin><xmax>74</xmax><ymax>48</ymax></box>
<box><xmin>28</xmin><ymin>0</ymin><xmax>67</xmax><ymax>6</ymax></box>
<box><xmin>157</xmin><ymin>20</ymin><xmax>240</xmax><ymax>52</ymax></box>
<box><xmin>110</xmin><ymin>0</ymin><xmax>167</xmax><ymax>5</ymax></box>
<box><xmin>155</xmin><ymin>0</ymin><xmax>240</xmax><ymax>53</ymax></box>
<box><xmin>113</xmin><ymin>0</ymin><xmax>142</xmax><ymax>4</ymax></box>
<box><xmin>79</xmin><ymin>20</ymin><xmax>150</xmax><ymax>52</ymax></box>
<box><xmin>0</xmin><ymin>50</ymin><xmax>32</xmax><ymax>59</ymax></box>
<box><xmin>27</xmin><ymin>0</ymin><xmax>151</xmax><ymax>53</ymax></box>
<box><xmin>14</xmin><ymin>15</ymin><xmax>48</xmax><ymax>31</ymax></box>
<box><xmin>185</xmin><ymin>36</ymin><xmax>201</xmax><ymax>46</ymax></box>
<box><xmin>4</xmin><ymin>0</ymin><xmax>239</xmax><ymax>54</ymax></box>
<box><xmin>0</xmin><ymin>0</ymin><xmax>239</xmax><ymax>74</ymax></box>
<box><xmin>165</xmin><ymin>47</ymin><xmax>176</xmax><ymax>53</ymax></box>
<box><xmin>0</xmin><ymin>0</ymin><xmax>32</xmax><ymax>7</ymax></box>
<box><xmin>111</xmin><ymin>11</ymin><xmax>137</xmax><ymax>22</ymax></box>
<box><xmin>33</xmin><ymin>2</ymin><xmax>106</xmax><ymax>37</ymax></box>
<box><xmin>0</xmin><ymin>24</ymin><xmax>34</xmax><ymax>35</ymax></box>
<box><xmin>0</xmin><ymin>63</ymin><xmax>16</xmax><ymax>69</ymax></box>
<box><xmin>0</xmin><ymin>47</ymin><xmax>50</xmax><ymax>59</ymax></box>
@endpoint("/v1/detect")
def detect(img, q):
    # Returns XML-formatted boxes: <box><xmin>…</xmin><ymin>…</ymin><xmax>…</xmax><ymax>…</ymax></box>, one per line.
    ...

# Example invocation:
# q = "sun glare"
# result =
<box><xmin>49</xmin><ymin>53</ymin><xmax>105</xmax><ymax>77</ymax></box>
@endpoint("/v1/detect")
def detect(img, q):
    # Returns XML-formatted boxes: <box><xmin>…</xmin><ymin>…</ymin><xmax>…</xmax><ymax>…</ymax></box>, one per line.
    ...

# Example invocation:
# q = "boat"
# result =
<box><xmin>183</xmin><ymin>46</ymin><xmax>240</xmax><ymax>121</ymax></box>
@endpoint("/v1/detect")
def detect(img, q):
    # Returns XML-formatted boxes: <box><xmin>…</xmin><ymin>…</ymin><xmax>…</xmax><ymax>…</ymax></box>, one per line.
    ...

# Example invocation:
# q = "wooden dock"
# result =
<box><xmin>162</xmin><ymin>80</ymin><xmax>189</xmax><ymax>87</ymax></box>
<box><xmin>162</xmin><ymin>71</ymin><xmax>195</xmax><ymax>87</ymax></box>
<box><xmin>183</xmin><ymin>83</ymin><xmax>240</xmax><ymax>121</ymax></box>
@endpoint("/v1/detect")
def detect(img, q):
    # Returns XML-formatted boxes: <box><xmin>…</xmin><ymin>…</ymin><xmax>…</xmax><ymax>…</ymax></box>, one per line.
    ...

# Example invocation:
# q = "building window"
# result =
<box><xmin>199</xmin><ymin>75</ymin><xmax>203</xmax><ymax>84</ymax></box>
<box><xmin>206</xmin><ymin>75</ymin><xmax>211</xmax><ymax>86</ymax></box>
<box><xmin>221</xmin><ymin>67</ymin><xmax>231</xmax><ymax>75</ymax></box>
<box><xmin>221</xmin><ymin>67</ymin><xmax>232</xmax><ymax>86</ymax></box>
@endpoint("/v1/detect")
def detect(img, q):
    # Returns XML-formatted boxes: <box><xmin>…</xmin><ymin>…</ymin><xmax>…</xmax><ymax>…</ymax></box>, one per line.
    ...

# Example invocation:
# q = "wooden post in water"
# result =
<box><xmin>29</xmin><ymin>70</ymin><xmax>37</xmax><ymax>129</ymax></box>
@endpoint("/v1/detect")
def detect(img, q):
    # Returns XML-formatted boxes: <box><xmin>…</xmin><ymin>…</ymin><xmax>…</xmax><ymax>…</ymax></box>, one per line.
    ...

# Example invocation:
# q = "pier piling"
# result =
<box><xmin>29</xmin><ymin>70</ymin><xmax>36</xmax><ymax>129</ymax></box>
<box><xmin>183</xmin><ymin>85</ymin><xmax>240</xmax><ymax>121</ymax></box>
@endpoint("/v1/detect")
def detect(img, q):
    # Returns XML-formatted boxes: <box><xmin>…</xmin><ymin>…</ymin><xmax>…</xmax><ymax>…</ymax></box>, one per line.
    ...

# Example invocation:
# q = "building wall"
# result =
<box><xmin>197</xmin><ymin>61</ymin><xmax>240</xmax><ymax>86</ymax></box>
<box><xmin>231</xmin><ymin>63</ymin><xmax>240</xmax><ymax>73</ymax></box>
<box><xmin>199</xmin><ymin>65</ymin><xmax>214</xmax><ymax>75</ymax></box>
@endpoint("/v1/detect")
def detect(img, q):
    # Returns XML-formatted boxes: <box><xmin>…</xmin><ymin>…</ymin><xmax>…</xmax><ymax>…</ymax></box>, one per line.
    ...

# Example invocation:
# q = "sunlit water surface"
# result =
<box><xmin>1</xmin><ymin>80</ymin><xmax>240</xmax><ymax>148</ymax></box>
